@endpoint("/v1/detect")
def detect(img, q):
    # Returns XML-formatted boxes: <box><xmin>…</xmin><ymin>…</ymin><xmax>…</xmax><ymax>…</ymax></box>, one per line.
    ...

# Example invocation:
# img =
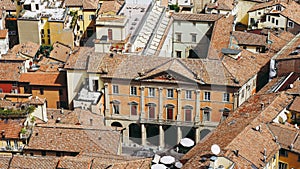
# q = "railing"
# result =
<box><xmin>0</xmin><ymin>145</ymin><xmax>24</xmax><ymax>152</ymax></box>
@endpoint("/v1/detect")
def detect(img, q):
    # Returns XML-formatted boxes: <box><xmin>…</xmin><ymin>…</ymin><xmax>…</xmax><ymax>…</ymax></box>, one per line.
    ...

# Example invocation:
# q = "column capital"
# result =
<box><xmin>176</xmin><ymin>88</ymin><xmax>182</xmax><ymax>92</ymax></box>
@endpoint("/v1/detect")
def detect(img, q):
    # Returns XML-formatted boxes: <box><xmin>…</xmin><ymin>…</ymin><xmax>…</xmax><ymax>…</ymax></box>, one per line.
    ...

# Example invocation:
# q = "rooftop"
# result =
<box><xmin>272</xmin><ymin>33</ymin><xmax>300</xmax><ymax>60</ymax></box>
<box><xmin>172</xmin><ymin>13</ymin><xmax>222</xmax><ymax>22</ymax></box>
<box><xmin>249</xmin><ymin>0</ymin><xmax>288</xmax><ymax>12</ymax></box>
<box><xmin>11</xmin><ymin>41</ymin><xmax>40</xmax><ymax>58</ymax></box>
<box><xmin>0</xmin><ymin>119</ymin><xmax>25</xmax><ymax>139</ymax></box>
<box><xmin>232</xmin><ymin>31</ymin><xmax>267</xmax><ymax>46</ymax></box>
<box><xmin>98</xmin><ymin>0</ymin><xmax>124</xmax><ymax>15</ymax></box>
<box><xmin>49</xmin><ymin>42</ymin><xmax>72</xmax><ymax>63</ymax></box>
<box><xmin>0</xmin><ymin>62</ymin><xmax>23</xmax><ymax>81</ymax></box>
<box><xmin>19</xmin><ymin>72</ymin><xmax>66</xmax><ymax>86</ymax></box>
<box><xmin>0</xmin><ymin>29</ymin><xmax>8</xmax><ymax>39</ymax></box>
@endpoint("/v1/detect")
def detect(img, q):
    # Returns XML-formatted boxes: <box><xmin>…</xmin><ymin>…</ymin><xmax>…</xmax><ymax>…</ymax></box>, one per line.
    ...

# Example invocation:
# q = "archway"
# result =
<box><xmin>129</xmin><ymin>123</ymin><xmax>141</xmax><ymax>145</ymax></box>
<box><xmin>146</xmin><ymin>124</ymin><xmax>159</xmax><ymax>146</ymax></box>
<box><xmin>111</xmin><ymin>122</ymin><xmax>123</xmax><ymax>127</ymax></box>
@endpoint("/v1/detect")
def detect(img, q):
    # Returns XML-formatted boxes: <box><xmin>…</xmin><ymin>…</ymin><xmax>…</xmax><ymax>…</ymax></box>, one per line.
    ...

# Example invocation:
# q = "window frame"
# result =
<box><xmin>111</xmin><ymin>100</ymin><xmax>120</xmax><ymax>114</ymax></box>
<box><xmin>130</xmin><ymin>86</ymin><xmax>137</xmax><ymax>96</ymax></box>
<box><xmin>185</xmin><ymin>90</ymin><xmax>192</xmax><ymax>99</ymax></box>
<box><xmin>204</xmin><ymin>91</ymin><xmax>210</xmax><ymax>101</ymax></box>
<box><xmin>148</xmin><ymin>87</ymin><xmax>155</xmax><ymax>97</ymax></box>
<box><xmin>223</xmin><ymin>93</ymin><xmax>230</xmax><ymax>102</ymax></box>
<box><xmin>130</xmin><ymin>102</ymin><xmax>138</xmax><ymax>116</ymax></box>
<box><xmin>147</xmin><ymin>103</ymin><xmax>156</xmax><ymax>119</ymax></box>
<box><xmin>112</xmin><ymin>85</ymin><xmax>119</xmax><ymax>94</ymax></box>
<box><xmin>167</xmin><ymin>89</ymin><xmax>174</xmax><ymax>98</ymax></box>
<box><xmin>203</xmin><ymin>109</ymin><xmax>210</xmax><ymax>121</ymax></box>
<box><xmin>191</xmin><ymin>33</ymin><xmax>197</xmax><ymax>43</ymax></box>
<box><xmin>175</xmin><ymin>33</ymin><xmax>182</xmax><ymax>42</ymax></box>
<box><xmin>183</xmin><ymin>105</ymin><xmax>193</xmax><ymax>122</ymax></box>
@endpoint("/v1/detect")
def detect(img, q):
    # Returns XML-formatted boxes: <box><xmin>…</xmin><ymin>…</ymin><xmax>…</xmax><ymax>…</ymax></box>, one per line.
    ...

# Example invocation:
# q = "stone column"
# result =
<box><xmin>141</xmin><ymin>124</ymin><xmax>146</xmax><ymax>146</ymax></box>
<box><xmin>159</xmin><ymin>125</ymin><xmax>165</xmax><ymax>148</ymax></box>
<box><xmin>176</xmin><ymin>88</ymin><xmax>182</xmax><ymax>121</ymax></box>
<box><xmin>195</xmin><ymin>127</ymin><xmax>200</xmax><ymax>143</ymax></box>
<box><xmin>140</xmin><ymin>86</ymin><xmax>145</xmax><ymax>120</ymax></box>
<box><xmin>158</xmin><ymin>87</ymin><xmax>163</xmax><ymax>120</ymax></box>
<box><xmin>177</xmin><ymin>126</ymin><xmax>182</xmax><ymax>144</ymax></box>
<box><xmin>195</xmin><ymin>90</ymin><xmax>200</xmax><ymax>122</ymax></box>
<box><xmin>233</xmin><ymin>92</ymin><xmax>239</xmax><ymax>110</ymax></box>
<box><xmin>104</xmin><ymin>83</ymin><xmax>110</xmax><ymax>116</ymax></box>
<box><xmin>123</xmin><ymin>124</ymin><xmax>130</xmax><ymax>145</ymax></box>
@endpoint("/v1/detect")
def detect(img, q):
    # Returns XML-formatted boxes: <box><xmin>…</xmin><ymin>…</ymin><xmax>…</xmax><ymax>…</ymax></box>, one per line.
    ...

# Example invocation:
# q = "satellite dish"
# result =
<box><xmin>211</xmin><ymin>144</ymin><xmax>221</xmax><ymax>155</ymax></box>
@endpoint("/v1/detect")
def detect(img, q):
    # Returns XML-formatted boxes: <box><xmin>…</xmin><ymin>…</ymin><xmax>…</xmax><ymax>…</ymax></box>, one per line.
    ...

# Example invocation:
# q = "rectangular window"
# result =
<box><xmin>130</xmin><ymin>86</ymin><xmax>137</xmax><ymax>95</ymax></box>
<box><xmin>176</xmin><ymin>33</ymin><xmax>181</xmax><ymax>42</ymax></box>
<box><xmin>47</xmin><ymin>29</ymin><xmax>50</xmax><ymax>35</ymax></box>
<box><xmin>204</xmin><ymin>91</ymin><xmax>210</xmax><ymax>101</ymax></box>
<box><xmin>278</xmin><ymin>162</ymin><xmax>287</xmax><ymax>169</ymax></box>
<box><xmin>267</xmin><ymin>15</ymin><xmax>270</xmax><ymax>22</ymax></box>
<box><xmin>288</xmin><ymin>21</ymin><xmax>294</xmax><ymax>28</ymax></box>
<box><xmin>108</xmin><ymin>29</ymin><xmax>113</xmax><ymax>40</ymax></box>
<box><xmin>40</xmin><ymin>88</ymin><xmax>44</xmax><ymax>95</ymax></box>
<box><xmin>191</xmin><ymin>34</ymin><xmax>196</xmax><ymax>43</ymax></box>
<box><xmin>275</xmin><ymin>19</ymin><xmax>278</xmax><ymax>26</ymax></box>
<box><xmin>41</xmin><ymin>151</ymin><xmax>46</xmax><ymax>156</ymax></box>
<box><xmin>113</xmin><ymin>85</ymin><xmax>119</xmax><ymax>94</ymax></box>
<box><xmin>241</xmin><ymin>89</ymin><xmax>245</xmax><ymax>98</ymax></box>
<box><xmin>186</xmin><ymin>90</ymin><xmax>192</xmax><ymax>99</ymax></box>
<box><xmin>92</xmin><ymin>80</ymin><xmax>99</xmax><ymax>91</ymax></box>
<box><xmin>89</xmin><ymin>15</ymin><xmax>95</xmax><ymax>20</ymax></box>
<box><xmin>167</xmin><ymin>89</ymin><xmax>174</xmax><ymax>98</ymax></box>
<box><xmin>79</xmin><ymin>15</ymin><xmax>83</xmax><ymax>20</ymax></box>
<box><xmin>272</xmin><ymin>18</ymin><xmax>275</xmax><ymax>23</ymax></box>
<box><xmin>167</xmin><ymin>108</ymin><xmax>173</xmax><ymax>120</ymax></box>
<box><xmin>298</xmin><ymin>155</ymin><xmax>300</xmax><ymax>162</ymax></box>
<box><xmin>148</xmin><ymin>88</ymin><xmax>155</xmax><ymax>97</ymax></box>
<box><xmin>131</xmin><ymin>105</ymin><xmax>137</xmax><ymax>115</ymax></box>
<box><xmin>203</xmin><ymin>110</ymin><xmax>210</xmax><ymax>121</ymax></box>
<box><xmin>113</xmin><ymin>104</ymin><xmax>119</xmax><ymax>114</ymax></box>
<box><xmin>149</xmin><ymin>106</ymin><xmax>155</xmax><ymax>119</ymax></box>
<box><xmin>41</xmin><ymin>29</ymin><xmax>44</xmax><ymax>35</ymax></box>
<box><xmin>48</xmin><ymin>39</ymin><xmax>51</xmax><ymax>45</ymax></box>
<box><xmin>176</xmin><ymin>51</ymin><xmax>182</xmax><ymax>58</ymax></box>
<box><xmin>185</xmin><ymin>109</ymin><xmax>192</xmax><ymax>121</ymax></box>
<box><xmin>223</xmin><ymin>93</ymin><xmax>230</xmax><ymax>102</ymax></box>
<box><xmin>42</xmin><ymin>39</ymin><xmax>45</xmax><ymax>44</ymax></box>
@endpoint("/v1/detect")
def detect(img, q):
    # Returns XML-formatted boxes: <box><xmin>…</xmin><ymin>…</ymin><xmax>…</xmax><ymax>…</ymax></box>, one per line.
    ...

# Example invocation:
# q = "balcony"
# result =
<box><xmin>0</xmin><ymin>145</ymin><xmax>24</xmax><ymax>152</ymax></box>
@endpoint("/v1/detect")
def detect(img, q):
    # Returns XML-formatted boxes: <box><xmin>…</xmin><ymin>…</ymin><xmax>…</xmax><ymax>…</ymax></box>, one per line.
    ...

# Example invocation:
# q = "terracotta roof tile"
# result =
<box><xmin>98</xmin><ymin>0</ymin><xmax>124</xmax><ymax>14</ymax></box>
<box><xmin>19</xmin><ymin>72</ymin><xmax>66</xmax><ymax>86</ymax></box>
<box><xmin>288</xmin><ymin>96</ymin><xmax>300</xmax><ymax>112</ymax></box>
<box><xmin>49</xmin><ymin>42</ymin><xmax>72</xmax><ymax>63</ymax></box>
<box><xmin>280</xmin><ymin>1</ymin><xmax>300</xmax><ymax>25</ymax></box>
<box><xmin>287</xmin><ymin>79</ymin><xmax>300</xmax><ymax>95</ymax></box>
<box><xmin>249</xmin><ymin>0</ymin><xmax>288</xmax><ymax>12</ymax></box>
<box><xmin>232</xmin><ymin>31</ymin><xmax>267</xmax><ymax>46</ymax></box>
<box><xmin>272</xmin><ymin>33</ymin><xmax>300</xmax><ymax>60</ymax></box>
<box><xmin>25</xmin><ymin>125</ymin><xmax>121</xmax><ymax>154</ymax></box>
<box><xmin>0</xmin><ymin>156</ymin><xmax>11</xmax><ymax>169</ymax></box>
<box><xmin>0</xmin><ymin>119</ymin><xmax>25</xmax><ymax>139</ymax></box>
<box><xmin>0</xmin><ymin>62</ymin><xmax>23</xmax><ymax>81</ymax></box>
<box><xmin>207</xmin><ymin>15</ymin><xmax>234</xmax><ymax>60</ymax></box>
<box><xmin>0</xmin><ymin>99</ymin><xmax>14</xmax><ymax>107</ymax></box>
<box><xmin>11</xmin><ymin>41</ymin><xmax>40</xmax><ymax>58</ymax></box>
<box><xmin>64</xmin><ymin>47</ymin><xmax>94</xmax><ymax>70</ymax></box>
<box><xmin>9</xmin><ymin>155</ymin><xmax>59</xmax><ymax>169</ymax></box>
<box><xmin>222</xmin><ymin>49</ymin><xmax>272</xmax><ymax>85</ymax></box>
<box><xmin>57</xmin><ymin>156</ymin><xmax>93</xmax><ymax>169</ymax></box>
<box><xmin>0</xmin><ymin>52</ymin><xmax>26</xmax><ymax>61</ymax></box>
<box><xmin>83</xmin><ymin>0</ymin><xmax>99</xmax><ymax>9</ymax></box>
<box><xmin>92</xmin><ymin>157</ymin><xmax>152</xmax><ymax>169</ymax></box>
<box><xmin>64</xmin><ymin>0</ymin><xmax>82</xmax><ymax>7</ymax></box>
<box><xmin>182</xmin><ymin>92</ymin><xmax>293</xmax><ymax>168</ymax></box>
<box><xmin>0</xmin><ymin>0</ymin><xmax>16</xmax><ymax>11</ymax></box>
<box><xmin>172</xmin><ymin>13</ymin><xmax>222</xmax><ymax>21</ymax></box>
<box><xmin>268</xmin><ymin>123</ymin><xmax>299</xmax><ymax>151</ymax></box>
<box><xmin>268</xmin><ymin>31</ymin><xmax>295</xmax><ymax>53</ymax></box>
<box><xmin>0</xmin><ymin>29</ymin><xmax>8</xmax><ymax>39</ymax></box>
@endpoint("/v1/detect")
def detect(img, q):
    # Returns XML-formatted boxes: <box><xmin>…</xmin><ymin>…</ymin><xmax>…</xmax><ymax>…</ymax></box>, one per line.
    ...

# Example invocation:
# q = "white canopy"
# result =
<box><xmin>180</xmin><ymin>138</ymin><xmax>195</xmax><ymax>147</ymax></box>
<box><xmin>151</xmin><ymin>164</ymin><xmax>167</xmax><ymax>169</ymax></box>
<box><xmin>160</xmin><ymin>156</ymin><xmax>175</xmax><ymax>164</ymax></box>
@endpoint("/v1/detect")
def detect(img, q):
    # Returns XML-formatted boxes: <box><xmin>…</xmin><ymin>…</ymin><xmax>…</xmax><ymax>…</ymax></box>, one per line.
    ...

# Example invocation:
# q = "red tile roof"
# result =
<box><xmin>172</xmin><ymin>13</ymin><xmax>222</xmax><ymax>21</ymax></box>
<box><xmin>64</xmin><ymin>47</ymin><xmax>94</xmax><ymax>70</ymax></box>
<box><xmin>249</xmin><ymin>0</ymin><xmax>288</xmax><ymax>12</ymax></box>
<box><xmin>9</xmin><ymin>155</ymin><xmax>59</xmax><ymax>169</ymax></box>
<box><xmin>0</xmin><ymin>62</ymin><xmax>23</xmax><ymax>81</ymax></box>
<box><xmin>288</xmin><ymin>96</ymin><xmax>300</xmax><ymax>112</ymax></box>
<box><xmin>272</xmin><ymin>33</ymin><xmax>300</xmax><ymax>60</ymax></box>
<box><xmin>25</xmin><ymin>124</ymin><xmax>121</xmax><ymax>154</ymax></box>
<box><xmin>19</xmin><ymin>72</ymin><xmax>66</xmax><ymax>86</ymax></box>
<box><xmin>182</xmin><ymin>92</ymin><xmax>293</xmax><ymax>168</ymax></box>
<box><xmin>232</xmin><ymin>31</ymin><xmax>267</xmax><ymax>46</ymax></box>
<box><xmin>49</xmin><ymin>42</ymin><xmax>72</xmax><ymax>63</ymax></box>
<box><xmin>280</xmin><ymin>1</ymin><xmax>300</xmax><ymax>25</ymax></box>
<box><xmin>0</xmin><ymin>119</ymin><xmax>25</xmax><ymax>139</ymax></box>
<box><xmin>11</xmin><ymin>41</ymin><xmax>40</xmax><ymax>58</ymax></box>
<box><xmin>98</xmin><ymin>0</ymin><xmax>124</xmax><ymax>14</ymax></box>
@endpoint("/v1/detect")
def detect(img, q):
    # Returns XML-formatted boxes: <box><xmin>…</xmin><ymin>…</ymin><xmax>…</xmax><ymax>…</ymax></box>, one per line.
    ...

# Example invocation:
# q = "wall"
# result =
<box><xmin>238</xmin><ymin>75</ymin><xmax>257</xmax><ymax>107</ymax></box>
<box><xmin>236</xmin><ymin>0</ymin><xmax>257</xmax><ymax>25</ymax></box>
<box><xmin>276</xmin><ymin>58</ymin><xmax>300</xmax><ymax>77</ymax></box>
<box><xmin>173</xmin><ymin>20</ymin><xmax>212</xmax><ymax>58</ymax></box>
<box><xmin>17</xmin><ymin>19</ymin><xmax>41</xmax><ymax>45</ymax></box>
<box><xmin>279</xmin><ymin>149</ymin><xmax>300</xmax><ymax>169</ymax></box>
<box><xmin>0</xmin><ymin>33</ymin><xmax>9</xmax><ymax>55</ymax></box>
<box><xmin>49</xmin><ymin>21</ymin><xmax>74</xmax><ymax>48</ymax></box>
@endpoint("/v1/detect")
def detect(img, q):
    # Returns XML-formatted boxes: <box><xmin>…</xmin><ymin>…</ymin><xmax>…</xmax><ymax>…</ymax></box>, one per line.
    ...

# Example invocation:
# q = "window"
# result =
<box><xmin>42</xmin><ymin>39</ymin><xmax>45</xmax><ymax>44</ymax></box>
<box><xmin>191</xmin><ymin>34</ymin><xmax>196</xmax><ymax>42</ymax></box>
<box><xmin>108</xmin><ymin>29</ymin><xmax>113</xmax><ymax>40</ymax></box>
<box><xmin>48</xmin><ymin>39</ymin><xmax>51</xmax><ymax>45</ymax></box>
<box><xmin>272</xmin><ymin>18</ymin><xmax>275</xmax><ymax>23</ymax></box>
<box><xmin>241</xmin><ymin>89</ymin><xmax>245</xmax><ymax>98</ymax></box>
<box><xmin>41</xmin><ymin>29</ymin><xmax>44</xmax><ymax>35</ymax></box>
<box><xmin>186</xmin><ymin>90</ymin><xmax>192</xmax><ymax>99</ymax></box>
<box><xmin>113</xmin><ymin>85</ymin><xmax>119</xmax><ymax>94</ymax></box>
<box><xmin>56</xmin><ymin>152</ymin><xmax>61</xmax><ymax>157</ymax></box>
<box><xmin>204</xmin><ymin>91</ymin><xmax>210</xmax><ymax>101</ymax></box>
<box><xmin>220</xmin><ymin>108</ymin><xmax>230</xmax><ymax>121</ymax></box>
<box><xmin>275</xmin><ymin>19</ymin><xmax>278</xmax><ymax>26</ymax></box>
<box><xmin>79</xmin><ymin>15</ymin><xmax>83</xmax><ymax>20</ymax></box>
<box><xmin>47</xmin><ymin>29</ymin><xmax>50</xmax><ymax>35</ymax></box>
<box><xmin>279</xmin><ymin>149</ymin><xmax>288</xmax><ymax>157</ymax></box>
<box><xmin>130</xmin><ymin>86</ymin><xmax>137</xmax><ymax>95</ymax></box>
<box><xmin>278</xmin><ymin>162</ymin><xmax>287</xmax><ymax>169</ymax></box>
<box><xmin>111</xmin><ymin>100</ymin><xmax>120</xmax><ymax>114</ymax></box>
<box><xmin>176</xmin><ymin>33</ymin><xmax>181</xmax><ymax>42</ymax></box>
<box><xmin>177</xmin><ymin>21</ymin><xmax>181</xmax><ymax>26</ymax></box>
<box><xmin>176</xmin><ymin>51</ymin><xmax>182</xmax><ymax>58</ymax></box>
<box><xmin>258</xmin><ymin>12</ymin><xmax>261</xmax><ymax>15</ymax></box>
<box><xmin>41</xmin><ymin>151</ymin><xmax>46</xmax><ymax>156</ymax></box>
<box><xmin>183</xmin><ymin>105</ymin><xmax>193</xmax><ymax>121</ymax></box>
<box><xmin>129</xmin><ymin>102</ymin><xmax>138</xmax><ymax>116</ymax></box>
<box><xmin>166</xmin><ymin>104</ymin><xmax>174</xmax><ymax>120</ymax></box>
<box><xmin>167</xmin><ymin>89</ymin><xmax>174</xmax><ymax>98</ymax></box>
<box><xmin>276</xmin><ymin>5</ymin><xmax>281</xmax><ymax>11</ymax></box>
<box><xmin>147</xmin><ymin>103</ymin><xmax>156</xmax><ymax>119</ymax></box>
<box><xmin>89</xmin><ymin>15</ymin><xmax>95</xmax><ymax>20</ymax></box>
<box><xmin>288</xmin><ymin>21</ymin><xmax>294</xmax><ymax>28</ymax></box>
<box><xmin>40</xmin><ymin>88</ymin><xmax>44</xmax><ymax>95</ymax></box>
<box><xmin>92</xmin><ymin>80</ymin><xmax>99</xmax><ymax>91</ymax></box>
<box><xmin>267</xmin><ymin>15</ymin><xmax>270</xmax><ymax>22</ymax></box>
<box><xmin>148</xmin><ymin>88</ymin><xmax>155</xmax><ymax>97</ymax></box>
<box><xmin>203</xmin><ymin>109</ymin><xmax>210</xmax><ymax>121</ymax></box>
<box><xmin>223</xmin><ymin>93</ymin><xmax>230</xmax><ymax>102</ymax></box>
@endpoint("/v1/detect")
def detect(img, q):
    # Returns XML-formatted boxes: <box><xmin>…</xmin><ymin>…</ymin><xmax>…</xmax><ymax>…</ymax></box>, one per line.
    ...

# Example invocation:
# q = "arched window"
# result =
<box><xmin>183</xmin><ymin>105</ymin><xmax>193</xmax><ymax>121</ymax></box>
<box><xmin>165</xmin><ymin>104</ymin><xmax>175</xmax><ymax>120</ymax></box>
<box><xmin>146</xmin><ymin>103</ymin><xmax>156</xmax><ymax>119</ymax></box>
<box><xmin>128</xmin><ymin>101</ymin><xmax>138</xmax><ymax>116</ymax></box>
<box><xmin>201</xmin><ymin>107</ymin><xmax>212</xmax><ymax>122</ymax></box>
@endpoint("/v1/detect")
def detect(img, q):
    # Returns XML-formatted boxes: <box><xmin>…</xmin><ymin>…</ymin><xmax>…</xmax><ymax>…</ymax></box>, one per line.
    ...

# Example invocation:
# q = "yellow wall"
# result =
<box><xmin>236</xmin><ymin>0</ymin><xmax>258</xmax><ymax>25</ymax></box>
<box><xmin>279</xmin><ymin>150</ymin><xmax>300</xmax><ymax>169</ymax></box>
<box><xmin>49</xmin><ymin>21</ymin><xmax>74</xmax><ymax>48</ymax></box>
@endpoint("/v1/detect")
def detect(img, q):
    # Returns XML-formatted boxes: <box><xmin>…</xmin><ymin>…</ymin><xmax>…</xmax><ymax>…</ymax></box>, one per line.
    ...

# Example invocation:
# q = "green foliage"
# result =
<box><xmin>70</xmin><ymin>11</ymin><xmax>78</xmax><ymax>29</ymax></box>
<box><xmin>169</xmin><ymin>4</ymin><xmax>180</xmax><ymax>12</ymax></box>
<box><xmin>20</xmin><ymin>128</ymin><xmax>27</xmax><ymax>134</ymax></box>
<box><xmin>0</xmin><ymin>106</ymin><xmax>35</xmax><ymax>117</ymax></box>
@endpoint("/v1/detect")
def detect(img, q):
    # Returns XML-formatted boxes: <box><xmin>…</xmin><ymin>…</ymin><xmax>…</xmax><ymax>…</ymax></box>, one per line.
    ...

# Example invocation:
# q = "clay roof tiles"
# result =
<box><xmin>49</xmin><ymin>42</ymin><xmax>72</xmax><ymax>63</ymax></box>
<box><xmin>232</xmin><ymin>31</ymin><xmax>267</xmax><ymax>46</ymax></box>
<box><xmin>19</xmin><ymin>72</ymin><xmax>66</xmax><ymax>86</ymax></box>
<box><xmin>172</xmin><ymin>13</ymin><xmax>222</xmax><ymax>21</ymax></box>
<box><xmin>0</xmin><ymin>62</ymin><xmax>23</xmax><ymax>81</ymax></box>
<box><xmin>98</xmin><ymin>0</ymin><xmax>124</xmax><ymax>14</ymax></box>
<box><xmin>11</xmin><ymin>41</ymin><xmax>40</xmax><ymax>58</ymax></box>
<box><xmin>9</xmin><ymin>155</ymin><xmax>59</xmax><ymax>169</ymax></box>
<box><xmin>0</xmin><ymin>119</ymin><xmax>25</xmax><ymax>139</ymax></box>
<box><xmin>182</xmin><ymin>92</ymin><xmax>293</xmax><ymax>168</ymax></box>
